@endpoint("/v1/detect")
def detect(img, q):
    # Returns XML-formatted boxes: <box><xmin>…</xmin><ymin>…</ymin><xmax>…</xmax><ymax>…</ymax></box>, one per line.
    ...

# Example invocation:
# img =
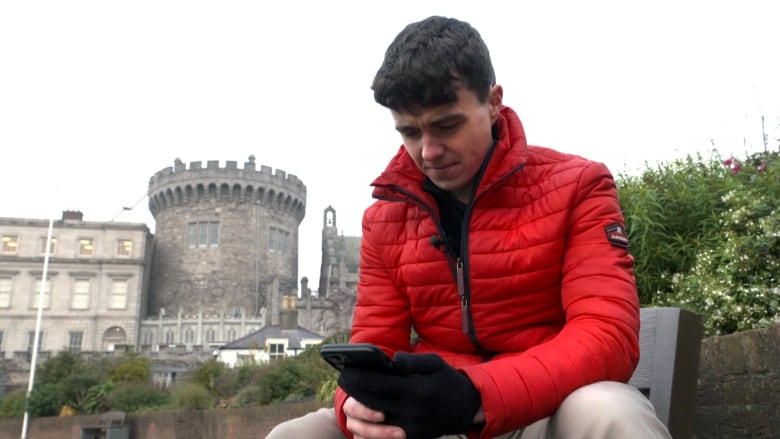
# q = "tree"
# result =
<box><xmin>35</xmin><ymin>351</ymin><xmax>86</xmax><ymax>385</ymax></box>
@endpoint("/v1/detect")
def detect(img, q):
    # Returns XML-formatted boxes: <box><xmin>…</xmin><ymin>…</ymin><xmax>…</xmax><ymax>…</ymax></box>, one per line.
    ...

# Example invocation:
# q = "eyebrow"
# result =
<box><xmin>395</xmin><ymin>113</ymin><xmax>465</xmax><ymax>133</ymax></box>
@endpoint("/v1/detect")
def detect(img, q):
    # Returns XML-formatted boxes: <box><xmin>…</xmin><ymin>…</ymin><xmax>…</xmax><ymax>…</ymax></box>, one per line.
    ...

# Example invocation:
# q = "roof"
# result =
<box><xmin>219</xmin><ymin>325</ymin><xmax>324</xmax><ymax>351</ymax></box>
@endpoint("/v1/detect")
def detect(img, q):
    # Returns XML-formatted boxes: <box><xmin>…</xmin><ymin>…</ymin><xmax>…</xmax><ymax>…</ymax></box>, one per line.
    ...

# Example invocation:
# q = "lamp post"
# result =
<box><xmin>20</xmin><ymin>218</ymin><xmax>53</xmax><ymax>439</ymax></box>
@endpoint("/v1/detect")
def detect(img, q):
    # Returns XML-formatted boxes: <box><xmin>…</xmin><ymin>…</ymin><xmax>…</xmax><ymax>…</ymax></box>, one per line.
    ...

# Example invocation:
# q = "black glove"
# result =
<box><xmin>338</xmin><ymin>352</ymin><xmax>481</xmax><ymax>439</ymax></box>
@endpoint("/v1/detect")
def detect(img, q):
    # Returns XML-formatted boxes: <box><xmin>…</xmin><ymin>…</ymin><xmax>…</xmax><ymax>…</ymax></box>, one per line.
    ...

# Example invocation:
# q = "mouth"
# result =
<box><xmin>424</xmin><ymin>163</ymin><xmax>457</xmax><ymax>172</ymax></box>
<box><xmin>424</xmin><ymin>163</ymin><xmax>459</xmax><ymax>181</ymax></box>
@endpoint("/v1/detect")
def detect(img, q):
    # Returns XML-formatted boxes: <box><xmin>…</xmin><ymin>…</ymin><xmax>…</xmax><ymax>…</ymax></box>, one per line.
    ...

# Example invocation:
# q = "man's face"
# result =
<box><xmin>391</xmin><ymin>85</ymin><xmax>503</xmax><ymax>203</ymax></box>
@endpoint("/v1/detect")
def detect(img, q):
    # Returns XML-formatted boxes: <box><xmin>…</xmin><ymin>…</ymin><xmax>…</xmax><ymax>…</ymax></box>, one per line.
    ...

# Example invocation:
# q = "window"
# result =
<box><xmin>109</xmin><ymin>279</ymin><xmax>128</xmax><ymax>309</ymax></box>
<box><xmin>226</xmin><ymin>328</ymin><xmax>236</xmax><ymax>342</ymax></box>
<box><xmin>40</xmin><ymin>236</ymin><xmax>57</xmax><ymax>255</ymax></box>
<box><xmin>27</xmin><ymin>330</ymin><xmax>44</xmax><ymax>353</ymax></box>
<box><xmin>68</xmin><ymin>331</ymin><xmax>83</xmax><ymax>352</ymax></box>
<box><xmin>164</xmin><ymin>330</ymin><xmax>175</xmax><ymax>344</ymax></box>
<box><xmin>205</xmin><ymin>328</ymin><xmax>216</xmax><ymax>343</ymax></box>
<box><xmin>2</xmin><ymin>235</ymin><xmax>18</xmax><ymax>254</ymax></box>
<box><xmin>71</xmin><ymin>278</ymin><xmax>90</xmax><ymax>309</ymax></box>
<box><xmin>269</xmin><ymin>227</ymin><xmax>290</xmax><ymax>254</ymax></box>
<box><xmin>31</xmin><ymin>278</ymin><xmax>52</xmax><ymax>309</ymax></box>
<box><xmin>184</xmin><ymin>329</ymin><xmax>195</xmax><ymax>344</ymax></box>
<box><xmin>79</xmin><ymin>238</ymin><xmax>94</xmax><ymax>256</ymax></box>
<box><xmin>117</xmin><ymin>239</ymin><xmax>133</xmax><ymax>257</ymax></box>
<box><xmin>142</xmin><ymin>331</ymin><xmax>153</xmax><ymax>346</ymax></box>
<box><xmin>187</xmin><ymin>221</ymin><xmax>220</xmax><ymax>248</ymax></box>
<box><xmin>268</xmin><ymin>342</ymin><xmax>286</xmax><ymax>362</ymax></box>
<box><xmin>0</xmin><ymin>277</ymin><xmax>12</xmax><ymax>308</ymax></box>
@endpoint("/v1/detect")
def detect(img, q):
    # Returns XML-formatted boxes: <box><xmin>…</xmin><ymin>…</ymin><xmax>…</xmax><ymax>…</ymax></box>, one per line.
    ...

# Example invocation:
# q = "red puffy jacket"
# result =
<box><xmin>335</xmin><ymin>106</ymin><xmax>639</xmax><ymax>438</ymax></box>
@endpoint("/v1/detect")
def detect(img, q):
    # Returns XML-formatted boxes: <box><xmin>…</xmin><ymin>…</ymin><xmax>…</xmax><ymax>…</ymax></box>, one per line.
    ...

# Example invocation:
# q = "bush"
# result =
<box><xmin>660</xmin><ymin>152</ymin><xmax>780</xmax><ymax>335</ymax></box>
<box><xmin>26</xmin><ymin>382</ymin><xmax>64</xmax><ymax>417</ymax></box>
<box><xmin>83</xmin><ymin>380</ymin><xmax>116</xmax><ymax>414</ymax></box>
<box><xmin>169</xmin><ymin>382</ymin><xmax>213</xmax><ymax>410</ymax></box>
<box><xmin>317</xmin><ymin>376</ymin><xmax>338</xmax><ymax>403</ymax></box>
<box><xmin>0</xmin><ymin>391</ymin><xmax>27</xmax><ymax>419</ymax></box>
<box><xmin>61</xmin><ymin>374</ymin><xmax>100</xmax><ymax>414</ymax></box>
<box><xmin>108</xmin><ymin>382</ymin><xmax>169</xmax><ymax>413</ymax></box>
<box><xmin>36</xmin><ymin>351</ymin><xmax>85</xmax><ymax>385</ymax></box>
<box><xmin>107</xmin><ymin>351</ymin><xmax>151</xmax><ymax>383</ymax></box>
<box><xmin>256</xmin><ymin>358</ymin><xmax>313</xmax><ymax>404</ymax></box>
<box><xmin>235</xmin><ymin>363</ymin><xmax>266</xmax><ymax>388</ymax></box>
<box><xmin>617</xmin><ymin>151</ymin><xmax>733</xmax><ymax>304</ymax></box>
<box><xmin>230</xmin><ymin>384</ymin><xmax>265</xmax><ymax>408</ymax></box>
<box><xmin>190</xmin><ymin>359</ymin><xmax>234</xmax><ymax>398</ymax></box>
<box><xmin>618</xmin><ymin>148</ymin><xmax>780</xmax><ymax>335</ymax></box>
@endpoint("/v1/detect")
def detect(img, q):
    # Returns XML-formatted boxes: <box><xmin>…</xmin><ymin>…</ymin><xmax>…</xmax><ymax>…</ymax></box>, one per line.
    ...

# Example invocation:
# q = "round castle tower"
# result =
<box><xmin>147</xmin><ymin>156</ymin><xmax>306</xmax><ymax>318</ymax></box>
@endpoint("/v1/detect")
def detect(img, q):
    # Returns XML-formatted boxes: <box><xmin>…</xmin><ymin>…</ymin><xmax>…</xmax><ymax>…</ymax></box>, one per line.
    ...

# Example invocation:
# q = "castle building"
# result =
<box><xmin>137</xmin><ymin>156</ymin><xmax>308</xmax><ymax>349</ymax></box>
<box><xmin>291</xmin><ymin>206</ymin><xmax>359</xmax><ymax>335</ymax></box>
<box><xmin>0</xmin><ymin>211</ymin><xmax>152</xmax><ymax>360</ymax></box>
<box><xmin>0</xmin><ymin>157</ymin><xmax>360</xmax><ymax>377</ymax></box>
<box><xmin>146</xmin><ymin>156</ymin><xmax>306</xmax><ymax>319</ymax></box>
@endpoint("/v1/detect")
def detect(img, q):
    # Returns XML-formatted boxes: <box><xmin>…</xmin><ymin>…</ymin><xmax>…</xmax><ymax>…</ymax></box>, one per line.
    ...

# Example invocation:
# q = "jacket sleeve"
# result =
<box><xmin>334</xmin><ymin>202</ymin><xmax>415</xmax><ymax>436</ymax></box>
<box><xmin>462</xmin><ymin>162</ymin><xmax>640</xmax><ymax>438</ymax></box>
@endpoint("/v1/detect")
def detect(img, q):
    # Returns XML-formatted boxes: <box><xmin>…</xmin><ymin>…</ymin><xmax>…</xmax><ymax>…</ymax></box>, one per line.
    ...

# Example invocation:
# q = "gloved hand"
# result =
<box><xmin>338</xmin><ymin>352</ymin><xmax>481</xmax><ymax>439</ymax></box>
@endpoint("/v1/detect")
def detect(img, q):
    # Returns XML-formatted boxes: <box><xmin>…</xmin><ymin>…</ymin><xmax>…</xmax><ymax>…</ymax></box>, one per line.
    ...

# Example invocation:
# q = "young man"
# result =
<box><xmin>267</xmin><ymin>16</ymin><xmax>670</xmax><ymax>439</ymax></box>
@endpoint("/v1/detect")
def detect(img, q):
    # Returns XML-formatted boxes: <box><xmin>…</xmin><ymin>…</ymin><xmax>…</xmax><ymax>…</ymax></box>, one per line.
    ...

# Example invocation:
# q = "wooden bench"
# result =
<box><xmin>630</xmin><ymin>307</ymin><xmax>702</xmax><ymax>439</ymax></box>
<box><xmin>79</xmin><ymin>410</ymin><xmax>129</xmax><ymax>439</ymax></box>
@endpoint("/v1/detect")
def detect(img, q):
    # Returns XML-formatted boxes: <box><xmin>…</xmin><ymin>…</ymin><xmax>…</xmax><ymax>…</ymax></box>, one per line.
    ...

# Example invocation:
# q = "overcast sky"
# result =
<box><xmin>1</xmin><ymin>1</ymin><xmax>778</xmax><ymax>292</ymax></box>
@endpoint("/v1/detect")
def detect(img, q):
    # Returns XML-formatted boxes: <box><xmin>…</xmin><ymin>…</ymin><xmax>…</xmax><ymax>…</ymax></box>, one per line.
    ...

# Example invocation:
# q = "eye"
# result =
<box><xmin>435</xmin><ymin>119</ymin><xmax>462</xmax><ymax>135</ymax></box>
<box><xmin>400</xmin><ymin>128</ymin><xmax>421</xmax><ymax>140</ymax></box>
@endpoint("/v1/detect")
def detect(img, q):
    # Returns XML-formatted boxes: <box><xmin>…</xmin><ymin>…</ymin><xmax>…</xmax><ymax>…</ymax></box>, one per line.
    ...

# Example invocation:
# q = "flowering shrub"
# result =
<box><xmin>617</xmin><ymin>148</ymin><xmax>779</xmax><ymax>335</ymax></box>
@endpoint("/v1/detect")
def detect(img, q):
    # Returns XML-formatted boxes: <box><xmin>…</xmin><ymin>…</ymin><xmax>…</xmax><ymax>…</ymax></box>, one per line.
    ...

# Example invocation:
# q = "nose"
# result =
<box><xmin>420</xmin><ymin>133</ymin><xmax>444</xmax><ymax>162</ymax></box>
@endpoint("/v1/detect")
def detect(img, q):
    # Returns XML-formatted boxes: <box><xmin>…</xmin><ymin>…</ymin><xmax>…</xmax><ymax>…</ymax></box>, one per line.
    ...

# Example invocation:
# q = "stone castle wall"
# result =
<box><xmin>146</xmin><ymin>157</ymin><xmax>306</xmax><ymax>318</ymax></box>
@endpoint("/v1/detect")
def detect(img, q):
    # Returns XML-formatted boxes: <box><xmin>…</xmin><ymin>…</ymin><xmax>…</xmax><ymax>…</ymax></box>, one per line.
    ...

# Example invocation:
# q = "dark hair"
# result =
<box><xmin>372</xmin><ymin>16</ymin><xmax>496</xmax><ymax>112</ymax></box>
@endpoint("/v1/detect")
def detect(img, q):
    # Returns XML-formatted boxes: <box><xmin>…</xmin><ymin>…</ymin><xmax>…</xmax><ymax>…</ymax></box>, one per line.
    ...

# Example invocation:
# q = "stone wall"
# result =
<box><xmin>694</xmin><ymin>321</ymin><xmax>780</xmax><ymax>438</ymax></box>
<box><xmin>147</xmin><ymin>157</ymin><xmax>306</xmax><ymax>319</ymax></box>
<box><xmin>0</xmin><ymin>400</ymin><xmax>325</xmax><ymax>439</ymax></box>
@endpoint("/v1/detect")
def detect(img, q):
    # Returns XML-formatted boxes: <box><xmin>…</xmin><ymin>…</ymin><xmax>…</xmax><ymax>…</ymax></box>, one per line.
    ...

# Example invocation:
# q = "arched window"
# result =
<box><xmin>102</xmin><ymin>326</ymin><xmax>127</xmax><ymax>351</ymax></box>
<box><xmin>184</xmin><ymin>329</ymin><xmax>195</xmax><ymax>344</ymax></box>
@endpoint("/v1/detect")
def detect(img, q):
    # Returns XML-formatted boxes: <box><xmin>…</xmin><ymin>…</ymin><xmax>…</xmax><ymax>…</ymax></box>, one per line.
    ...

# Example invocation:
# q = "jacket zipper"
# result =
<box><xmin>373</xmin><ymin>157</ymin><xmax>527</xmax><ymax>349</ymax></box>
<box><xmin>457</xmin><ymin>160</ymin><xmax>527</xmax><ymax>347</ymax></box>
<box><xmin>456</xmin><ymin>258</ymin><xmax>468</xmax><ymax>333</ymax></box>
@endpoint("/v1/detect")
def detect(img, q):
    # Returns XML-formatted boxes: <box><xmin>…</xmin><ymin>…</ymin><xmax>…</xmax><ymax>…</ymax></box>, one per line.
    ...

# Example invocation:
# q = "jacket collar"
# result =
<box><xmin>371</xmin><ymin>105</ymin><xmax>528</xmax><ymax>201</ymax></box>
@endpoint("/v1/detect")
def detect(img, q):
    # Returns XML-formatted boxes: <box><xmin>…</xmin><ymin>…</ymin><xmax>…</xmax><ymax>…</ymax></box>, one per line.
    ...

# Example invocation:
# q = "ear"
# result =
<box><xmin>488</xmin><ymin>85</ymin><xmax>503</xmax><ymax>122</ymax></box>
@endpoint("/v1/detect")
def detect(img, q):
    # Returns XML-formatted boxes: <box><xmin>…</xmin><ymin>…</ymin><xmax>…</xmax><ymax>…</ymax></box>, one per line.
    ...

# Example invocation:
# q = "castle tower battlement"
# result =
<box><xmin>147</xmin><ymin>156</ymin><xmax>306</xmax><ymax>320</ymax></box>
<box><xmin>148</xmin><ymin>156</ymin><xmax>305</xmax><ymax>221</ymax></box>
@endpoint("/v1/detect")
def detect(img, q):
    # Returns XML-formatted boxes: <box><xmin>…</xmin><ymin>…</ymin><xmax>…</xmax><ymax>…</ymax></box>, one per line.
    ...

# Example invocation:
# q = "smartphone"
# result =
<box><xmin>320</xmin><ymin>343</ymin><xmax>394</xmax><ymax>372</ymax></box>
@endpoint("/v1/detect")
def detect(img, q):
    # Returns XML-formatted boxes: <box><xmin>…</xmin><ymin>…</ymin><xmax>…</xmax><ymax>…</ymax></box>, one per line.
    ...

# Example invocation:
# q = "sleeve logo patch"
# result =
<box><xmin>605</xmin><ymin>223</ymin><xmax>630</xmax><ymax>248</ymax></box>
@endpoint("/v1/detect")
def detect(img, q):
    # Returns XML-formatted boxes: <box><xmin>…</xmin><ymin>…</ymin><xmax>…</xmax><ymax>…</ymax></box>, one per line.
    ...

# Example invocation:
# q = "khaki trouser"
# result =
<box><xmin>265</xmin><ymin>381</ymin><xmax>671</xmax><ymax>438</ymax></box>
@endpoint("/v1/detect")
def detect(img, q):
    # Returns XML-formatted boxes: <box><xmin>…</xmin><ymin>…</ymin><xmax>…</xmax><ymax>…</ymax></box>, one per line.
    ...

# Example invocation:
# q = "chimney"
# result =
<box><xmin>279</xmin><ymin>295</ymin><xmax>298</xmax><ymax>330</ymax></box>
<box><xmin>62</xmin><ymin>210</ymin><xmax>83</xmax><ymax>221</ymax></box>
